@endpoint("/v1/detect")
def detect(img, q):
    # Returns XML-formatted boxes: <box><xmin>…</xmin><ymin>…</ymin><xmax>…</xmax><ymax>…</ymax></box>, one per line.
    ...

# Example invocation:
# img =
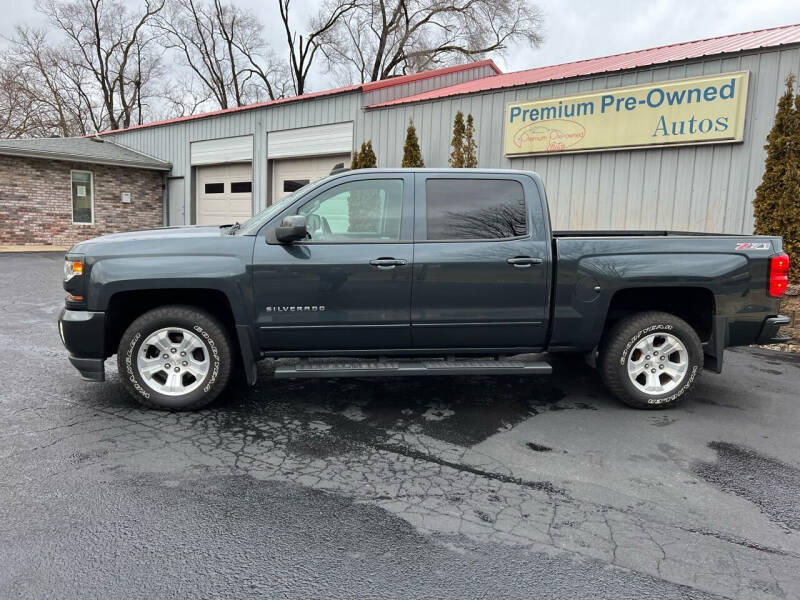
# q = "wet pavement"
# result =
<box><xmin>1</xmin><ymin>252</ymin><xmax>799</xmax><ymax>599</ymax></box>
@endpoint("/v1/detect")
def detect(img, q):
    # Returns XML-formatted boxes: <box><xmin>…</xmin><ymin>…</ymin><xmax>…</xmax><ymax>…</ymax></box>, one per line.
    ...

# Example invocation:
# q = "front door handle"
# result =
<box><xmin>507</xmin><ymin>256</ymin><xmax>543</xmax><ymax>268</ymax></box>
<box><xmin>369</xmin><ymin>257</ymin><xmax>407</xmax><ymax>269</ymax></box>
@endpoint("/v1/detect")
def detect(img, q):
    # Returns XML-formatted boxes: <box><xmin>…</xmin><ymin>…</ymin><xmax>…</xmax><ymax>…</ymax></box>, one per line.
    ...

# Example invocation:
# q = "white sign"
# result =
<box><xmin>76</xmin><ymin>185</ymin><xmax>86</xmax><ymax>197</ymax></box>
<box><xmin>121</xmin><ymin>192</ymin><xmax>131</xmax><ymax>204</ymax></box>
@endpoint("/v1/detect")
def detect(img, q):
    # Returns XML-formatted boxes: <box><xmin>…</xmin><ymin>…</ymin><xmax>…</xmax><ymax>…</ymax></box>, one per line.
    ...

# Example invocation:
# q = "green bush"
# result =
<box><xmin>348</xmin><ymin>140</ymin><xmax>379</xmax><ymax>232</ymax></box>
<box><xmin>401</xmin><ymin>119</ymin><xmax>424</xmax><ymax>167</ymax></box>
<box><xmin>449</xmin><ymin>111</ymin><xmax>478</xmax><ymax>167</ymax></box>
<box><xmin>464</xmin><ymin>114</ymin><xmax>478</xmax><ymax>168</ymax></box>
<box><xmin>449</xmin><ymin>111</ymin><xmax>466</xmax><ymax>167</ymax></box>
<box><xmin>754</xmin><ymin>75</ymin><xmax>800</xmax><ymax>283</ymax></box>
<box><xmin>351</xmin><ymin>140</ymin><xmax>377</xmax><ymax>169</ymax></box>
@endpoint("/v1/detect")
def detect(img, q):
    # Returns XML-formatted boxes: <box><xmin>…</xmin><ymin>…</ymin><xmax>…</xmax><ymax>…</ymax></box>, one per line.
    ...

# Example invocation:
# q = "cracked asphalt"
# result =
<box><xmin>2</xmin><ymin>252</ymin><xmax>800</xmax><ymax>599</ymax></box>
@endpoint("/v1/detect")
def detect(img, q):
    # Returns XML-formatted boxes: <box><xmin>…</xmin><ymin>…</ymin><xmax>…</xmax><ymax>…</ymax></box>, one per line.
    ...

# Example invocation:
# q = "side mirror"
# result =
<box><xmin>275</xmin><ymin>215</ymin><xmax>308</xmax><ymax>244</ymax></box>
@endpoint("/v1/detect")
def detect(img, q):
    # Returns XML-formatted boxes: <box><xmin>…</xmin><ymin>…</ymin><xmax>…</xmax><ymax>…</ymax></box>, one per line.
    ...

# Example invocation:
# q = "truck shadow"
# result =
<box><xmin>207</xmin><ymin>355</ymin><xmax>608</xmax><ymax>450</ymax></box>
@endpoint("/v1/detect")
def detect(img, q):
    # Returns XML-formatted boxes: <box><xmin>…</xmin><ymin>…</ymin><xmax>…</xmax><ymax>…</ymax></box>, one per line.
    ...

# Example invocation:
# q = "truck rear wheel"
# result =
<box><xmin>599</xmin><ymin>311</ymin><xmax>703</xmax><ymax>409</ymax></box>
<box><xmin>117</xmin><ymin>305</ymin><xmax>232</xmax><ymax>411</ymax></box>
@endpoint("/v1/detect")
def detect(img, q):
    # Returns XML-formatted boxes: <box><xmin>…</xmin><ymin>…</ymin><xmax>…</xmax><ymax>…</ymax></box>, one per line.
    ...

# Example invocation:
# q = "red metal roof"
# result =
<box><xmin>98</xmin><ymin>60</ymin><xmax>501</xmax><ymax>135</ymax></box>
<box><xmin>366</xmin><ymin>22</ymin><xmax>800</xmax><ymax>109</ymax></box>
<box><xmin>96</xmin><ymin>83</ymin><xmax>362</xmax><ymax>136</ymax></box>
<box><xmin>361</xmin><ymin>59</ymin><xmax>501</xmax><ymax>91</ymax></box>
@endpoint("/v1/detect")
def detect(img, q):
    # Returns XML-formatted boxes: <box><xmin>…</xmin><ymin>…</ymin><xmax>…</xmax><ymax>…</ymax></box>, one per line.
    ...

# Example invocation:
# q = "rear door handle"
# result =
<box><xmin>507</xmin><ymin>256</ymin><xmax>543</xmax><ymax>268</ymax></box>
<box><xmin>369</xmin><ymin>257</ymin><xmax>407</xmax><ymax>269</ymax></box>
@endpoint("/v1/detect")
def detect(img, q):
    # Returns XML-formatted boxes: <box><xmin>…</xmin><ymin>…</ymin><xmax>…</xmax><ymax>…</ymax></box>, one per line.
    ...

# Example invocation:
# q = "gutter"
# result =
<box><xmin>0</xmin><ymin>147</ymin><xmax>172</xmax><ymax>171</ymax></box>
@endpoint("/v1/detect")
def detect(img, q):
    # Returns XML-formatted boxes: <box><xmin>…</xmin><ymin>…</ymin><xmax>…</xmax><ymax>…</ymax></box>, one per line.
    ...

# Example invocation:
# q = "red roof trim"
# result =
<box><xmin>365</xmin><ymin>22</ymin><xmax>800</xmax><ymax>109</ymax></box>
<box><xmin>361</xmin><ymin>59</ymin><xmax>501</xmax><ymax>92</ymax></box>
<box><xmin>96</xmin><ymin>60</ymin><xmax>502</xmax><ymax>136</ymax></box>
<box><xmin>95</xmin><ymin>83</ymin><xmax>362</xmax><ymax>136</ymax></box>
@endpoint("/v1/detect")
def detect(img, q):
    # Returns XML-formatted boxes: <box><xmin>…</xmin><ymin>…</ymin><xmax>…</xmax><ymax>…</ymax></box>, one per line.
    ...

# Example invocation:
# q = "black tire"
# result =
<box><xmin>117</xmin><ymin>305</ymin><xmax>233</xmax><ymax>411</ymax></box>
<box><xmin>599</xmin><ymin>311</ymin><xmax>703</xmax><ymax>409</ymax></box>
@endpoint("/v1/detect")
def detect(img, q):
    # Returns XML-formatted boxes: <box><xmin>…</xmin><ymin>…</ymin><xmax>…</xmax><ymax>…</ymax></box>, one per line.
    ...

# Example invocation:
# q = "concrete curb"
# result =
<box><xmin>0</xmin><ymin>245</ymin><xmax>69</xmax><ymax>253</ymax></box>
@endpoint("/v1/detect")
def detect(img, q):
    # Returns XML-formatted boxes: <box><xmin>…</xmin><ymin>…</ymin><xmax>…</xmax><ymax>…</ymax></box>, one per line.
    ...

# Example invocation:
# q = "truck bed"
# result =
<box><xmin>548</xmin><ymin>232</ymin><xmax>781</xmax><ymax>354</ymax></box>
<box><xmin>552</xmin><ymin>230</ymin><xmax>752</xmax><ymax>238</ymax></box>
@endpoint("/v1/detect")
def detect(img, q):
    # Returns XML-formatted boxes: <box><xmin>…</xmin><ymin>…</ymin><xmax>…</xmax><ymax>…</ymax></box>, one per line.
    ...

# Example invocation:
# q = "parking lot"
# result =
<box><xmin>1</xmin><ymin>251</ymin><xmax>799</xmax><ymax>599</ymax></box>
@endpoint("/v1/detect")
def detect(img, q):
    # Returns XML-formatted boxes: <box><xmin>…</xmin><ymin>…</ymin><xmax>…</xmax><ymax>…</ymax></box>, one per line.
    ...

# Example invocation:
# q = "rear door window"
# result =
<box><xmin>425</xmin><ymin>179</ymin><xmax>527</xmax><ymax>241</ymax></box>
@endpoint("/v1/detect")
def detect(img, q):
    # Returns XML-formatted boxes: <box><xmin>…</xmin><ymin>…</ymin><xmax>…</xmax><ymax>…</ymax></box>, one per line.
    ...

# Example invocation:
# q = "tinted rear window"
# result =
<box><xmin>425</xmin><ymin>179</ymin><xmax>527</xmax><ymax>240</ymax></box>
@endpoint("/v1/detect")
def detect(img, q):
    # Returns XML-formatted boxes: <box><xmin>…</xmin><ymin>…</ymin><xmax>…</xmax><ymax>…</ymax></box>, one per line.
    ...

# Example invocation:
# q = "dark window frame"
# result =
<box><xmin>70</xmin><ymin>169</ymin><xmax>94</xmax><ymax>225</ymax></box>
<box><xmin>283</xmin><ymin>179</ymin><xmax>310</xmax><ymax>193</ymax></box>
<box><xmin>204</xmin><ymin>182</ymin><xmax>225</xmax><ymax>194</ymax></box>
<box><xmin>231</xmin><ymin>181</ymin><xmax>252</xmax><ymax>194</ymax></box>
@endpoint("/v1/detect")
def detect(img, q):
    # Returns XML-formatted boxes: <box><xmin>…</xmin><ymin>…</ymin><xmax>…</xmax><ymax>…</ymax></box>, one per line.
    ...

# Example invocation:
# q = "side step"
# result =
<box><xmin>273</xmin><ymin>357</ymin><xmax>552</xmax><ymax>379</ymax></box>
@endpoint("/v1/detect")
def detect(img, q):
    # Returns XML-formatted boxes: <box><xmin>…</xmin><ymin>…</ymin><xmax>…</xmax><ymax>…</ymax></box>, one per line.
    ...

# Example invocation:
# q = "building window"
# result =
<box><xmin>204</xmin><ymin>182</ymin><xmax>224</xmax><ymax>194</ymax></box>
<box><xmin>425</xmin><ymin>179</ymin><xmax>527</xmax><ymax>241</ymax></box>
<box><xmin>231</xmin><ymin>181</ymin><xmax>252</xmax><ymax>194</ymax></box>
<box><xmin>283</xmin><ymin>179</ymin><xmax>310</xmax><ymax>193</ymax></box>
<box><xmin>71</xmin><ymin>170</ymin><xmax>93</xmax><ymax>224</ymax></box>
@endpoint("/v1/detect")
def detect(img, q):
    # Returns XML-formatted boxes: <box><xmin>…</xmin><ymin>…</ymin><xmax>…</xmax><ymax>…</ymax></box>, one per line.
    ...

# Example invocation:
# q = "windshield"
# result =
<box><xmin>239</xmin><ymin>185</ymin><xmax>310</xmax><ymax>234</ymax></box>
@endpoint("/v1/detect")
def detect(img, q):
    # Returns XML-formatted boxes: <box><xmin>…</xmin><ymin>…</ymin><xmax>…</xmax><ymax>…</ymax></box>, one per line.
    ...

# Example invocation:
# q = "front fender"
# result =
<box><xmin>86</xmin><ymin>255</ymin><xmax>252</xmax><ymax>325</ymax></box>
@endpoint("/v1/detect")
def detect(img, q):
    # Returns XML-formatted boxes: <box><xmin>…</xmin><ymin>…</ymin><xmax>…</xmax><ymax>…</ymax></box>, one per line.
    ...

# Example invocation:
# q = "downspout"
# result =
<box><xmin>162</xmin><ymin>172</ymin><xmax>168</xmax><ymax>226</ymax></box>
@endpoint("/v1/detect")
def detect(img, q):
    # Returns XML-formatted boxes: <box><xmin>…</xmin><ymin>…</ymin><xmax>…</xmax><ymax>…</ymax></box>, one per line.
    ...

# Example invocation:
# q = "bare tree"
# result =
<box><xmin>319</xmin><ymin>0</ymin><xmax>545</xmax><ymax>84</ymax></box>
<box><xmin>441</xmin><ymin>203</ymin><xmax>527</xmax><ymax>240</ymax></box>
<box><xmin>1</xmin><ymin>26</ymin><xmax>95</xmax><ymax>137</ymax></box>
<box><xmin>0</xmin><ymin>64</ymin><xmax>34</xmax><ymax>138</ymax></box>
<box><xmin>278</xmin><ymin>0</ymin><xmax>357</xmax><ymax>95</ymax></box>
<box><xmin>156</xmin><ymin>0</ymin><xmax>290</xmax><ymax>112</ymax></box>
<box><xmin>37</xmin><ymin>0</ymin><xmax>166</xmax><ymax>131</ymax></box>
<box><xmin>1</xmin><ymin>0</ymin><xmax>538</xmax><ymax>136</ymax></box>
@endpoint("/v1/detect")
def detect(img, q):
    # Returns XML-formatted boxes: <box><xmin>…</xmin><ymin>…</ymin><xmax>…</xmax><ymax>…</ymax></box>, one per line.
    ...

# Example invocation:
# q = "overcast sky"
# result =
<box><xmin>1</xmin><ymin>0</ymin><xmax>799</xmax><ymax>88</ymax></box>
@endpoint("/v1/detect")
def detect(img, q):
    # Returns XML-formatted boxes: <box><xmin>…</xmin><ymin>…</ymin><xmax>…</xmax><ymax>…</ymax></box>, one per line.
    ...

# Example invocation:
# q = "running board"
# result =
<box><xmin>273</xmin><ymin>357</ymin><xmax>552</xmax><ymax>379</ymax></box>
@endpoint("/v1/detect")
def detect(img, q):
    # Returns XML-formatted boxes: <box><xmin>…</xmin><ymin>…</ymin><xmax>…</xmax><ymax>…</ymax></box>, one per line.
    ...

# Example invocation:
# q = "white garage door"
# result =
<box><xmin>272</xmin><ymin>154</ymin><xmax>351</xmax><ymax>203</ymax></box>
<box><xmin>196</xmin><ymin>162</ymin><xmax>253</xmax><ymax>225</ymax></box>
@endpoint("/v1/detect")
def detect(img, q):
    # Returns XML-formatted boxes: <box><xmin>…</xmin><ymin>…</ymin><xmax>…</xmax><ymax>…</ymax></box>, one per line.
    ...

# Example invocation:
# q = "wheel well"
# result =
<box><xmin>604</xmin><ymin>287</ymin><xmax>714</xmax><ymax>342</ymax></box>
<box><xmin>104</xmin><ymin>289</ymin><xmax>238</xmax><ymax>360</ymax></box>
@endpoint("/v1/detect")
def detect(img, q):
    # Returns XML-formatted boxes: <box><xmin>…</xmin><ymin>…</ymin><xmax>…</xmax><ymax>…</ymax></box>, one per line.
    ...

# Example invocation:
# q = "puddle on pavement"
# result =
<box><xmin>213</xmin><ymin>374</ymin><xmax>571</xmax><ymax>452</ymax></box>
<box><xmin>526</xmin><ymin>442</ymin><xmax>553</xmax><ymax>452</ymax></box>
<box><xmin>693</xmin><ymin>441</ymin><xmax>800</xmax><ymax>531</ymax></box>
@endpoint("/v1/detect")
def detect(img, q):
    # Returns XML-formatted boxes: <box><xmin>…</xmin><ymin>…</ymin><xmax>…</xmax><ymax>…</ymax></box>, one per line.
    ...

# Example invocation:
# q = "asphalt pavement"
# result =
<box><xmin>1</xmin><ymin>251</ymin><xmax>799</xmax><ymax>599</ymax></box>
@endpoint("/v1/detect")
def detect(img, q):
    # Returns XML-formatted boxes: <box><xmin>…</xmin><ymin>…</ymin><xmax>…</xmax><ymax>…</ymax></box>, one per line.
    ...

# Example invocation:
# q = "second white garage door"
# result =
<box><xmin>196</xmin><ymin>162</ymin><xmax>253</xmax><ymax>225</ymax></box>
<box><xmin>272</xmin><ymin>154</ymin><xmax>351</xmax><ymax>203</ymax></box>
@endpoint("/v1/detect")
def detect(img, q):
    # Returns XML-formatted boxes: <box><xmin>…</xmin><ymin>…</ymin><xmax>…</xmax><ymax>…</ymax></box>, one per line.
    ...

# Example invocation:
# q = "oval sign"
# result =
<box><xmin>512</xmin><ymin>119</ymin><xmax>586</xmax><ymax>153</ymax></box>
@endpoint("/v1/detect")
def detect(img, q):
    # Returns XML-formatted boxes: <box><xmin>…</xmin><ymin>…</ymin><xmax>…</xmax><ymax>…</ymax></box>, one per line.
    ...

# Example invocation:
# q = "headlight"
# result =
<box><xmin>64</xmin><ymin>259</ymin><xmax>84</xmax><ymax>281</ymax></box>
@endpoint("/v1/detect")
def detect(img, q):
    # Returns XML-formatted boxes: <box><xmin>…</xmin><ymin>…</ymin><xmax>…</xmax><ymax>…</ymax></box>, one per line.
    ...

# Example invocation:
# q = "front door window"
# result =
<box><xmin>298</xmin><ymin>179</ymin><xmax>404</xmax><ymax>243</ymax></box>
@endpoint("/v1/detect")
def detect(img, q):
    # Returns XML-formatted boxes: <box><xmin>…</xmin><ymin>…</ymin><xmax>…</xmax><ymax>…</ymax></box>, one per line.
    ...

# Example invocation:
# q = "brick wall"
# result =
<box><xmin>0</xmin><ymin>155</ymin><xmax>164</xmax><ymax>246</ymax></box>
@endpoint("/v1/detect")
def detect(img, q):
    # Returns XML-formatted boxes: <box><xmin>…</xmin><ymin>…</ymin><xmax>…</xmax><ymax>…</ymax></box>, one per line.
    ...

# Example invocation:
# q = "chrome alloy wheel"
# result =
<box><xmin>627</xmin><ymin>332</ymin><xmax>688</xmax><ymax>395</ymax></box>
<box><xmin>136</xmin><ymin>327</ymin><xmax>210</xmax><ymax>396</ymax></box>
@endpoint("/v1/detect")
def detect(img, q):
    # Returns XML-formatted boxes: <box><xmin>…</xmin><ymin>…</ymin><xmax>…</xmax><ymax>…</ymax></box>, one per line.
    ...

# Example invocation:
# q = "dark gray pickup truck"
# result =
<box><xmin>58</xmin><ymin>168</ymin><xmax>791</xmax><ymax>411</ymax></box>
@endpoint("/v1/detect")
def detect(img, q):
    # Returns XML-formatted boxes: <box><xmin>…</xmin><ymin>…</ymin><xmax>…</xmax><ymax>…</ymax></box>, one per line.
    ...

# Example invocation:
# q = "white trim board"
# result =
<box><xmin>191</xmin><ymin>135</ymin><xmax>253</xmax><ymax>166</ymax></box>
<box><xmin>268</xmin><ymin>122</ymin><xmax>353</xmax><ymax>159</ymax></box>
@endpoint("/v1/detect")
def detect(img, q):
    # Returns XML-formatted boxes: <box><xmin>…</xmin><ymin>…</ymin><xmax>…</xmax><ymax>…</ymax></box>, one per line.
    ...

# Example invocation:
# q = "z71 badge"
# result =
<box><xmin>735</xmin><ymin>242</ymin><xmax>770</xmax><ymax>251</ymax></box>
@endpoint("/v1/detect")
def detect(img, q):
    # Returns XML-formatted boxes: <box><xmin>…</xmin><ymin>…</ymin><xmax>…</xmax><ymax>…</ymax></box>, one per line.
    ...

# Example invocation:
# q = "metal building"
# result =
<box><xmin>103</xmin><ymin>23</ymin><xmax>800</xmax><ymax>234</ymax></box>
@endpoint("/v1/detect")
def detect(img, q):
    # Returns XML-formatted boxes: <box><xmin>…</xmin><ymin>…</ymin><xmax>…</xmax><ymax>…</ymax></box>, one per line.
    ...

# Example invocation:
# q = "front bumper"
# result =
<box><xmin>67</xmin><ymin>355</ymin><xmax>105</xmax><ymax>382</ymax></box>
<box><xmin>58</xmin><ymin>308</ymin><xmax>106</xmax><ymax>382</ymax></box>
<box><xmin>756</xmin><ymin>315</ymin><xmax>792</xmax><ymax>345</ymax></box>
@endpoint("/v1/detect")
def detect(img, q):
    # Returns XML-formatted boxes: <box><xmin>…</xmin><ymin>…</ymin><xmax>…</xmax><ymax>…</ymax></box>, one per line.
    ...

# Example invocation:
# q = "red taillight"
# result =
<box><xmin>769</xmin><ymin>253</ymin><xmax>790</xmax><ymax>297</ymax></box>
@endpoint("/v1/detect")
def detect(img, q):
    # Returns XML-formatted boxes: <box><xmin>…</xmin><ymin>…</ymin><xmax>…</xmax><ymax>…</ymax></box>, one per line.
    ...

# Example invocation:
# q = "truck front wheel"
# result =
<box><xmin>599</xmin><ymin>311</ymin><xmax>703</xmax><ymax>409</ymax></box>
<box><xmin>116</xmin><ymin>305</ymin><xmax>233</xmax><ymax>411</ymax></box>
